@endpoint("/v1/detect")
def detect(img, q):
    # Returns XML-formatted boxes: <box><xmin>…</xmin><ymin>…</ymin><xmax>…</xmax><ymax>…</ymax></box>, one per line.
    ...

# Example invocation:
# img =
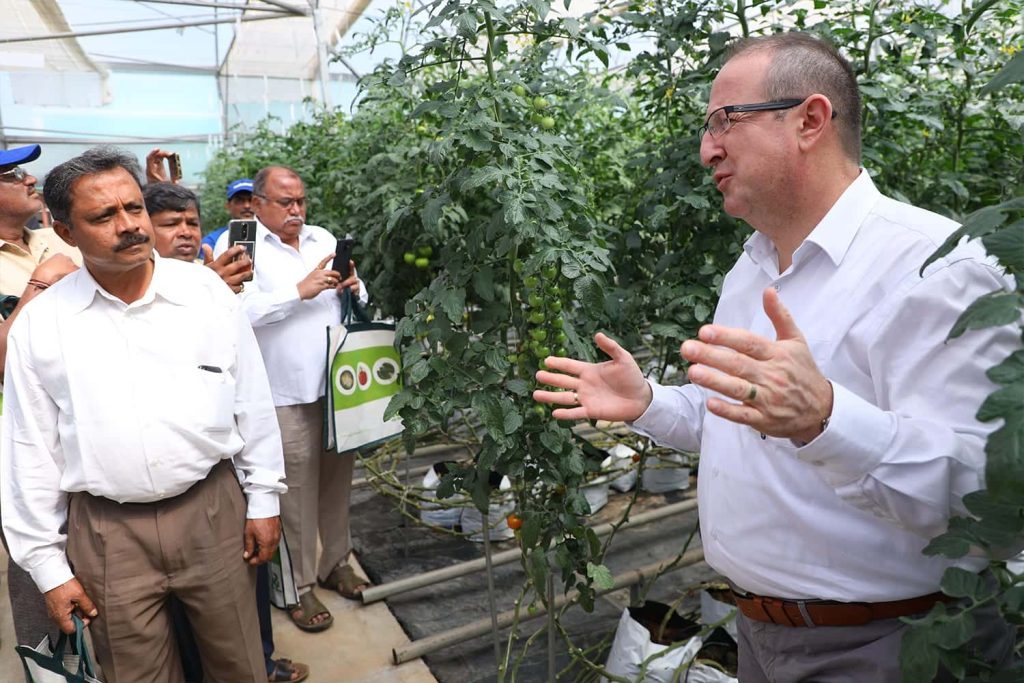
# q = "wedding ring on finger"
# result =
<box><xmin>745</xmin><ymin>383</ymin><xmax>758</xmax><ymax>402</ymax></box>
<box><xmin>572</xmin><ymin>391</ymin><xmax>579</xmax><ymax>405</ymax></box>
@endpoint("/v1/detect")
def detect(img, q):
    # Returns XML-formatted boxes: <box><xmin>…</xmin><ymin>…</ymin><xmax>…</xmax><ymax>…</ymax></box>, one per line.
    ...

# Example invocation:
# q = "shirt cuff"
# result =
<box><xmin>796</xmin><ymin>381</ymin><xmax>897</xmax><ymax>487</ymax></box>
<box><xmin>629</xmin><ymin>381</ymin><xmax>672</xmax><ymax>438</ymax></box>
<box><xmin>31</xmin><ymin>556</ymin><xmax>75</xmax><ymax>594</ymax></box>
<box><xmin>245</xmin><ymin>491</ymin><xmax>280</xmax><ymax>519</ymax></box>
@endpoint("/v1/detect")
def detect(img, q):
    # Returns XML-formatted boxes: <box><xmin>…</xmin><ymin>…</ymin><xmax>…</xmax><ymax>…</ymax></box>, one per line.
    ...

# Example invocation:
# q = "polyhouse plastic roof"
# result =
<box><xmin>0</xmin><ymin>0</ymin><xmax>387</xmax><ymax>183</ymax></box>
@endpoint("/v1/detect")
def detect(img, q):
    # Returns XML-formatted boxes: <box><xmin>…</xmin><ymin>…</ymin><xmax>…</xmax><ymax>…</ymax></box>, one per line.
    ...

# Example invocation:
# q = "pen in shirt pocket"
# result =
<box><xmin>198</xmin><ymin>365</ymin><xmax>223</xmax><ymax>373</ymax></box>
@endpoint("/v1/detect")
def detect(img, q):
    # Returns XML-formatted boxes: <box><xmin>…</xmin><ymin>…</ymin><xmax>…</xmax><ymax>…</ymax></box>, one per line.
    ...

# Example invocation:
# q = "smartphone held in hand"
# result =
<box><xmin>228</xmin><ymin>219</ymin><xmax>257</xmax><ymax>281</ymax></box>
<box><xmin>332</xmin><ymin>237</ymin><xmax>355</xmax><ymax>280</ymax></box>
<box><xmin>168</xmin><ymin>152</ymin><xmax>183</xmax><ymax>182</ymax></box>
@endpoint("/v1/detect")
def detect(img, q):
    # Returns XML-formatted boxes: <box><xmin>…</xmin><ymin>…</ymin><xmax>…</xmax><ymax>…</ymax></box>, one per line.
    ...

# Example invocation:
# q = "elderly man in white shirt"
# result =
<box><xmin>534</xmin><ymin>33</ymin><xmax>1018</xmax><ymax>682</ymax></box>
<box><xmin>214</xmin><ymin>165</ymin><xmax>369</xmax><ymax>634</ymax></box>
<box><xmin>1</xmin><ymin>146</ymin><xmax>286</xmax><ymax>683</ymax></box>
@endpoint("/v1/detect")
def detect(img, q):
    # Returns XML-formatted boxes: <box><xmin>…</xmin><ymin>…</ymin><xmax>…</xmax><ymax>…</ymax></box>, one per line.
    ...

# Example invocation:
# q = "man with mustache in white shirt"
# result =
<box><xmin>1</xmin><ymin>146</ymin><xmax>286</xmax><ymax>682</ymax></box>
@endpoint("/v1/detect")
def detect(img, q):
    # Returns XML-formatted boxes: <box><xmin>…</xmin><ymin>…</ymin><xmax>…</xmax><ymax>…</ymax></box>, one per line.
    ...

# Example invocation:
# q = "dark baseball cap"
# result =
<box><xmin>227</xmin><ymin>178</ymin><xmax>254</xmax><ymax>199</ymax></box>
<box><xmin>0</xmin><ymin>144</ymin><xmax>41</xmax><ymax>168</ymax></box>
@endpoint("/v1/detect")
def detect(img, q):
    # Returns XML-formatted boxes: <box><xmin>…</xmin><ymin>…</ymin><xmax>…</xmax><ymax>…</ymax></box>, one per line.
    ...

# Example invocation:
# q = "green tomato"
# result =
<box><xmin>533</xmin><ymin>96</ymin><xmax>549</xmax><ymax>110</ymax></box>
<box><xmin>556</xmin><ymin>346</ymin><xmax>567</xmax><ymax>356</ymax></box>
<box><xmin>530</xmin><ymin>328</ymin><xmax>548</xmax><ymax>342</ymax></box>
<box><xmin>543</xmin><ymin>265</ymin><xmax>558</xmax><ymax>279</ymax></box>
<box><xmin>513</xmin><ymin>258</ymin><xmax>525</xmax><ymax>274</ymax></box>
<box><xmin>528</xmin><ymin>293</ymin><xmax>544</xmax><ymax>308</ymax></box>
<box><xmin>415</xmin><ymin>257</ymin><xmax>431</xmax><ymax>269</ymax></box>
<box><xmin>536</xmin><ymin>345</ymin><xmax>551</xmax><ymax>358</ymax></box>
<box><xmin>513</xmin><ymin>85</ymin><xmax>527</xmax><ymax>97</ymax></box>
<box><xmin>528</xmin><ymin>311</ymin><xmax>545</xmax><ymax>325</ymax></box>
<box><xmin>523</xmin><ymin>275</ymin><xmax>539</xmax><ymax>289</ymax></box>
<box><xmin>417</xmin><ymin>245</ymin><xmax>433</xmax><ymax>257</ymax></box>
<box><xmin>546</xmin><ymin>284</ymin><xmax>561</xmax><ymax>297</ymax></box>
<box><xmin>507</xmin><ymin>353</ymin><xmax>519</xmax><ymax>364</ymax></box>
<box><xmin>403</xmin><ymin>251</ymin><xmax>416</xmax><ymax>264</ymax></box>
<box><xmin>540</xmin><ymin>116</ymin><xmax>556</xmax><ymax>130</ymax></box>
<box><xmin>416</xmin><ymin>124</ymin><xmax>429</xmax><ymax>135</ymax></box>
<box><xmin>531</xmin><ymin>404</ymin><xmax>547</xmax><ymax>419</ymax></box>
<box><xmin>555</xmin><ymin>331</ymin><xmax>567</xmax><ymax>345</ymax></box>
<box><xmin>550</xmin><ymin>299</ymin><xmax>562</xmax><ymax>313</ymax></box>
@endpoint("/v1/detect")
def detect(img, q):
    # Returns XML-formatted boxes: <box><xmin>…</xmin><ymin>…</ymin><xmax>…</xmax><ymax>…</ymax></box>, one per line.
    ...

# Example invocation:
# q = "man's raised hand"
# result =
<box><xmin>203</xmin><ymin>244</ymin><xmax>251</xmax><ymax>294</ymax></box>
<box><xmin>681</xmin><ymin>287</ymin><xmax>832</xmax><ymax>442</ymax></box>
<box><xmin>534</xmin><ymin>332</ymin><xmax>653</xmax><ymax>423</ymax></box>
<box><xmin>297</xmin><ymin>254</ymin><xmax>341</xmax><ymax>300</ymax></box>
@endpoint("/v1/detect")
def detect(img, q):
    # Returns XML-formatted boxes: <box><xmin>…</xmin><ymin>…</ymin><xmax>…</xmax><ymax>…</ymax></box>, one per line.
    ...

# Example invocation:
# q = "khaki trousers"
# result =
<box><xmin>66</xmin><ymin>460</ymin><xmax>264</xmax><ymax>683</ymax></box>
<box><xmin>275</xmin><ymin>399</ymin><xmax>354</xmax><ymax>591</ymax></box>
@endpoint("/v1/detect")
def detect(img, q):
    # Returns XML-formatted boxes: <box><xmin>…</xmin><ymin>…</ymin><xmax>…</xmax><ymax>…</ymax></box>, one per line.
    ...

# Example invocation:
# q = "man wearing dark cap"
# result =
<box><xmin>201</xmin><ymin>178</ymin><xmax>254</xmax><ymax>255</ymax></box>
<box><xmin>0</xmin><ymin>143</ymin><xmax>80</xmax><ymax>650</ymax></box>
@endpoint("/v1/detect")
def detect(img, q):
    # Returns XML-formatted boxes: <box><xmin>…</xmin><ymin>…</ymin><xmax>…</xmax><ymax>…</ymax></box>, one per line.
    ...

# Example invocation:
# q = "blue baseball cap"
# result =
<box><xmin>0</xmin><ymin>144</ymin><xmax>41</xmax><ymax>168</ymax></box>
<box><xmin>227</xmin><ymin>178</ymin><xmax>254</xmax><ymax>199</ymax></box>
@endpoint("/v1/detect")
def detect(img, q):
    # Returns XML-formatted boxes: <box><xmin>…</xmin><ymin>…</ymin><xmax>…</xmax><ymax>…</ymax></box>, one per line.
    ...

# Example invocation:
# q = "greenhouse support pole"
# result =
<box><xmin>547</xmin><ymin>573</ymin><xmax>556</xmax><ymax>682</ymax></box>
<box><xmin>361</xmin><ymin>496</ymin><xmax>698</xmax><ymax>604</ymax></box>
<box><xmin>482</xmin><ymin>514</ymin><xmax>502</xmax><ymax>667</ymax></box>
<box><xmin>392</xmin><ymin>547</ymin><xmax>706</xmax><ymax>664</ymax></box>
<box><xmin>311</xmin><ymin>2</ymin><xmax>332</xmax><ymax>107</ymax></box>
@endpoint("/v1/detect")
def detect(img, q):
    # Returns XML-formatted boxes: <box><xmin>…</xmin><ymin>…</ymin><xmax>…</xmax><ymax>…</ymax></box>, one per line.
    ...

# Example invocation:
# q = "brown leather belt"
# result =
<box><xmin>731</xmin><ymin>590</ymin><xmax>954</xmax><ymax>627</ymax></box>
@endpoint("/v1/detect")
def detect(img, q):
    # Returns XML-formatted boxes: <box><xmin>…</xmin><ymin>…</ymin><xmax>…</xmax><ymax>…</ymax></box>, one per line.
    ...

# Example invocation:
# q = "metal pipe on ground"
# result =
<box><xmin>361</xmin><ymin>496</ymin><xmax>697</xmax><ymax>604</ymax></box>
<box><xmin>392</xmin><ymin>547</ymin><xmax>706</xmax><ymax>664</ymax></box>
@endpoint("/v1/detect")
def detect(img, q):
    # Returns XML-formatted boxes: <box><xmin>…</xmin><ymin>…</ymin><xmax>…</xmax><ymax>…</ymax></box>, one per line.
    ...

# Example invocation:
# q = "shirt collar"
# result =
<box><xmin>255</xmin><ymin>217</ymin><xmax>310</xmax><ymax>247</ymax></box>
<box><xmin>743</xmin><ymin>170</ymin><xmax>880</xmax><ymax>269</ymax></box>
<box><xmin>65</xmin><ymin>253</ymin><xmax>190</xmax><ymax>313</ymax></box>
<box><xmin>0</xmin><ymin>227</ymin><xmax>33</xmax><ymax>254</ymax></box>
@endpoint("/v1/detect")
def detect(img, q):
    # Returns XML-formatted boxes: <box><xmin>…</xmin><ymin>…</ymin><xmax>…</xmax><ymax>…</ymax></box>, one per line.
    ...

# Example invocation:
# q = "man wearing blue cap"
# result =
<box><xmin>200</xmin><ymin>178</ymin><xmax>254</xmax><ymax>256</ymax></box>
<box><xmin>0</xmin><ymin>143</ymin><xmax>80</xmax><ymax>650</ymax></box>
<box><xmin>0</xmin><ymin>144</ymin><xmax>80</xmax><ymax>298</ymax></box>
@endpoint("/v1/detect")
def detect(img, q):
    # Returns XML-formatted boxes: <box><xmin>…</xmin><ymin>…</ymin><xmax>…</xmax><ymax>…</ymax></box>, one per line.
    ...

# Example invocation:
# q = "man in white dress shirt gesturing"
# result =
<box><xmin>534</xmin><ymin>33</ymin><xmax>1018</xmax><ymax>681</ymax></box>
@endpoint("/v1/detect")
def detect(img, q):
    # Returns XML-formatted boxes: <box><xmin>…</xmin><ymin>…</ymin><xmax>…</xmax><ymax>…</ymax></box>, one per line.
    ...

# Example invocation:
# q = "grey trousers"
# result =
<box><xmin>7</xmin><ymin>558</ymin><xmax>58</xmax><ymax>646</ymax></box>
<box><xmin>1</xmin><ymin>528</ymin><xmax>59</xmax><ymax>647</ymax></box>
<box><xmin>736</xmin><ymin>598</ymin><xmax>1017</xmax><ymax>682</ymax></box>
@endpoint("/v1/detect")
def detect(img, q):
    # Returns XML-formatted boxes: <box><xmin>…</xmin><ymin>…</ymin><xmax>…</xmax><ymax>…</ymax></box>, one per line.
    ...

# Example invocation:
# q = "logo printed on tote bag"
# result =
<box><xmin>332</xmin><ymin>345</ymin><xmax>402</xmax><ymax>409</ymax></box>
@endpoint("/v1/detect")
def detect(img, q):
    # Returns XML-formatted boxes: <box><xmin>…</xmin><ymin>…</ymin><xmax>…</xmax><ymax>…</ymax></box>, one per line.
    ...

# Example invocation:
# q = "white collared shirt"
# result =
<box><xmin>214</xmin><ymin>220</ymin><xmax>368</xmax><ymax>407</ymax></box>
<box><xmin>632</xmin><ymin>171</ymin><xmax>1017</xmax><ymax>602</ymax></box>
<box><xmin>0</xmin><ymin>256</ymin><xmax>287</xmax><ymax>593</ymax></box>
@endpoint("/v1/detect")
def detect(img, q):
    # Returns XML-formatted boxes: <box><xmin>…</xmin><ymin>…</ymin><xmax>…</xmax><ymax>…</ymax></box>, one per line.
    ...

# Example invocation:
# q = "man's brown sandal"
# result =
<box><xmin>318</xmin><ymin>561</ymin><xmax>372</xmax><ymax>600</ymax></box>
<box><xmin>288</xmin><ymin>591</ymin><xmax>333</xmax><ymax>632</ymax></box>
<box><xmin>267</xmin><ymin>657</ymin><xmax>310</xmax><ymax>682</ymax></box>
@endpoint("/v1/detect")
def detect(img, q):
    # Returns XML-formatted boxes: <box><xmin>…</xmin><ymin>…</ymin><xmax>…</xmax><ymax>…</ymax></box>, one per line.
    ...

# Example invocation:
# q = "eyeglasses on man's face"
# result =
<box><xmin>698</xmin><ymin>98</ymin><xmax>809</xmax><ymax>140</ymax></box>
<box><xmin>0</xmin><ymin>166</ymin><xmax>30</xmax><ymax>184</ymax></box>
<box><xmin>256</xmin><ymin>193</ymin><xmax>306</xmax><ymax>210</ymax></box>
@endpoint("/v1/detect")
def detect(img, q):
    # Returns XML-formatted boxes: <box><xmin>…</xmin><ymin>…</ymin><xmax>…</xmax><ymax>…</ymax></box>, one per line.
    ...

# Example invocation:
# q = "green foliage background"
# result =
<box><xmin>199</xmin><ymin>1</ymin><xmax>1023</xmax><ymax>679</ymax></box>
